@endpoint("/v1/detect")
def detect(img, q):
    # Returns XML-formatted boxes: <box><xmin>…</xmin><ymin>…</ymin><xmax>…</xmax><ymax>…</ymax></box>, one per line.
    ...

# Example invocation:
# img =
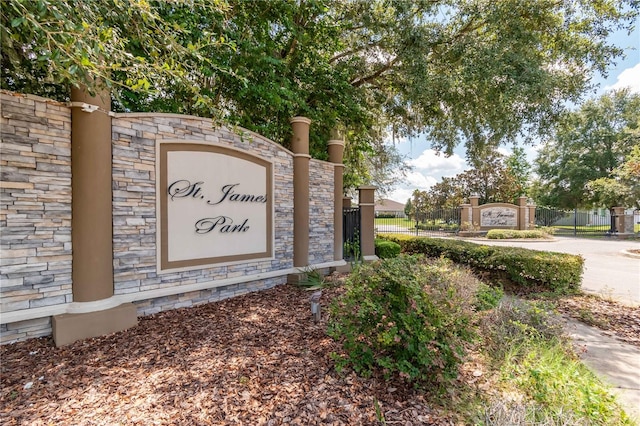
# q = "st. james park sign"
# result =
<box><xmin>157</xmin><ymin>142</ymin><xmax>273</xmax><ymax>272</ymax></box>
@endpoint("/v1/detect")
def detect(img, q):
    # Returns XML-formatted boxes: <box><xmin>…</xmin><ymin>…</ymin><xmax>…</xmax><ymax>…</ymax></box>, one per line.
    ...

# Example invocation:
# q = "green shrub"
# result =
<box><xmin>378</xmin><ymin>234</ymin><xmax>583</xmax><ymax>294</ymax></box>
<box><xmin>487</xmin><ymin>229</ymin><xmax>551</xmax><ymax>239</ymax></box>
<box><xmin>537</xmin><ymin>226</ymin><xmax>557</xmax><ymax>235</ymax></box>
<box><xmin>474</xmin><ymin>283</ymin><xmax>504</xmax><ymax>311</ymax></box>
<box><xmin>374</xmin><ymin>238</ymin><xmax>401</xmax><ymax>258</ymax></box>
<box><xmin>415</xmin><ymin>223</ymin><xmax>459</xmax><ymax>231</ymax></box>
<box><xmin>328</xmin><ymin>256</ymin><xmax>479</xmax><ymax>384</ymax></box>
<box><xmin>375</xmin><ymin>213</ymin><xmax>398</xmax><ymax>218</ymax></box>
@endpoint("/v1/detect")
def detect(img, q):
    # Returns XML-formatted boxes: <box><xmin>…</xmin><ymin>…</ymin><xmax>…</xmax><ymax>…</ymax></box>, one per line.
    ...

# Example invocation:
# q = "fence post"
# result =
<box><xmin>328</xmin><ymin>129</ymin><xmax>345</xmax><ymax>262</ymax></box>
<box><xmin>527</xmin><ymin>202</ymin><xmax>536</xmax><ymax>230</ymax></box>
<box><xmin>358</xmin><ymin>186</ymin><xmax>378</xmax><ymax>261</ymax></box>
<box><xmin>574</xmin><ymin>207</ymin><xmax>578</xmax><ymax>236</ymax></box>
<box><xmin>460</xmin><ymin>203</ymin><xmax>472</xmax><ymax>229</ymax></box>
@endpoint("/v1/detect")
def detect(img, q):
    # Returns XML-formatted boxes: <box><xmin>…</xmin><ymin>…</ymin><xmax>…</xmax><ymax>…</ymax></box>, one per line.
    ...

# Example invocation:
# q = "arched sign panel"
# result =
<box><xmin>480</xmin><ymin>206</ymin><xmax>518</xmax><ymax>227</ymax></box>
<box><xmin>158</xmin><ymin>142</ymin><xmax>273</xmax><ymax>272</ymax></box>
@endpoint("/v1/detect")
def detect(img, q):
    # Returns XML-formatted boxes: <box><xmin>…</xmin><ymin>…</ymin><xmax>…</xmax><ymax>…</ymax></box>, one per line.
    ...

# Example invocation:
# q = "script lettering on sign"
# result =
<box><xmin>158</xmin><ymin>143</ymin><xmax>273</xmax><ymax>272</ymax></box>
<box><xmin>480</xmin><ymin>207</ymin><xmax>518</xmax><ymax>227</ymax></box>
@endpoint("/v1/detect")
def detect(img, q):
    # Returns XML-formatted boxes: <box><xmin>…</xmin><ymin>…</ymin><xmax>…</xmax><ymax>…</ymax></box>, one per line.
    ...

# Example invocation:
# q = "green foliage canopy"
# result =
<box><xmin>532</xmin><ymin>89</ymin><xmax>640</xmax><ymax>208</ymax></box>
<box><xmin>586</xmin><ymin>144</ymin><xmax>640</xmax><ymax>209</ymax></box>
<box><xmin>2</xmin><ymin>0</ymin><xmax>637</xmax><ymax>191</ymax></box>
<box><xmin>1</xmin><ymin>0</ymin><xmax>236</xmax><ymax>103</ymax></box>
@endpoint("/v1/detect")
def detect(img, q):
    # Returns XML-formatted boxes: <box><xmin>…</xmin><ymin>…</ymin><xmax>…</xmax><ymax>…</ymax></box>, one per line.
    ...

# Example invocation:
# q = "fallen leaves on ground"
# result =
<box><xmin>1</xmin><ymin>282</ymin><xmax>456</xmax><ymax>425</ymax></box>
<box><xmin>555</xmin><ymin>294</ymin><xmax>640</xmax><ymax>347</ymax></box>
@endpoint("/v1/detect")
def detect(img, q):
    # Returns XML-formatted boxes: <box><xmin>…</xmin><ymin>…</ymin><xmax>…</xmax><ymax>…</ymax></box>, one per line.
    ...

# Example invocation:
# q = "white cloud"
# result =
<box><xmin>386</xmin><ymin>149</ymin><xmax>468</xmax><ymax>203</ymax></box>
<box><xmin>387</xmin><ymin>188</ymin><xmax>415</xmax><ymax>204</ymax></box>
<box><xmin>605</xmin><ymin>63</ymin><xmax>640</xmax><ymax>93</ymax></box>
<box><xmin>386</xmin><ymin>172</ymin><xmax>438</xmax><ymax>203</ymax></box>
<box><xmin>496</xmin><ymin>146</ymin><xmax>511</xmax><ymax>157</ymax></box>
<box><xmin>405</xmin><ymin>171</ymin><xmax>438</xmax><ymax>189</ymax></box>
<box><xmin>409</xmin><ymin>149</ymin><xmax>467</xmax><ymax>177</ymax></box>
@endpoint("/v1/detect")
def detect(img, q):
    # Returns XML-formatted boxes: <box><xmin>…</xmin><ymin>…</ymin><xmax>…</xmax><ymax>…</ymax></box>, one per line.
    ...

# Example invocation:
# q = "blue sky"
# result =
<box><xmin>387</xmin><ymin>22</ymin><xmax>640</xmax><ymax>203</ymax></box>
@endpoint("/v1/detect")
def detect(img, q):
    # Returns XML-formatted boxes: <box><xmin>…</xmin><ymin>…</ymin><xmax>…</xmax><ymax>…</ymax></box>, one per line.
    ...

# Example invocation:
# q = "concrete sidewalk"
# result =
<box><xmin>564</xmin><ymin>319</ymin><xmax>640</xmax><ymax>422</ymax></box>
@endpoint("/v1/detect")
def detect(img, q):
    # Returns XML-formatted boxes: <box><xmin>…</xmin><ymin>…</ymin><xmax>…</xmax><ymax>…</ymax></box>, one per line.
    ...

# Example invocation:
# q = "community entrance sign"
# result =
<box><xmin>480</xmin><ymin>206</ymin><xmax>518</xmax><ymax>227</ymax></box>
<box><xmin>158</xmin><ymin>142</ymin><xmax>273</xmax><ymax>272</ymax></box>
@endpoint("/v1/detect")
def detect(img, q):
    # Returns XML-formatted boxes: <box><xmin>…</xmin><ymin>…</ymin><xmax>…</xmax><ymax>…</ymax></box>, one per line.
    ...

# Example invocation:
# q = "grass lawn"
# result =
<box><xmin>550</xmin><ymin>224</ymin><xmax>640</xmax><ymax>235</ymax></box>
<box><xmin>374</xmin><ymin>217</ymin><xmax>414</xmax><ymax>227</ymax></box>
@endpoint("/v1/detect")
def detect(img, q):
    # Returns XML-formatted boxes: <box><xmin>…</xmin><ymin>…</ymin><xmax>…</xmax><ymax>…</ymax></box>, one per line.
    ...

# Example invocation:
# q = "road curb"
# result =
<box><xmin>459</xmin><ymin>237</ymin><xmax>559</xmax><ymax>243</ymax></box>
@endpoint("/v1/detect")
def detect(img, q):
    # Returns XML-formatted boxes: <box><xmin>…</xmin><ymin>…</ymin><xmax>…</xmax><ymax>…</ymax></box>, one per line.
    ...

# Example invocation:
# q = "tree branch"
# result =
<box><xmin>329</xmin><ymin>41</ymin><xmax>385</xmax><ymax>64</ymax></box>
<box><xmin>350</xmin><ymin>56</ymin><xmax>399</xmax><ymax>88</ymax></box>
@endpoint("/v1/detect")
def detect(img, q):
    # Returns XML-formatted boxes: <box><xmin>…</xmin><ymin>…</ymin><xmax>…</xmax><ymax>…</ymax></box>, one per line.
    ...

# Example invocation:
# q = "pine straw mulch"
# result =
<box><xmin>0</xmin><ymin>280</ymin><xmax>459</xmax><ymax>426</ymax></box>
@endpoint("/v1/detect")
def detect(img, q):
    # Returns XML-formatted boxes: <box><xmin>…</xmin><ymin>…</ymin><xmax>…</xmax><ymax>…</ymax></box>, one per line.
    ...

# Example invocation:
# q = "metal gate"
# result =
<box><xmin>536</xmin><ymin>207</ymin><xmax>638</xmax><ymax>237</ymax></box>
<box><xmin>343</xmin><ymin>207</ymin><xmax>361</xmax><ymax>261</ymax></box>
<box><xmin>375</xmin><ymin>207</ymin><xmax>461</xmax><ymax>237</ymax></box>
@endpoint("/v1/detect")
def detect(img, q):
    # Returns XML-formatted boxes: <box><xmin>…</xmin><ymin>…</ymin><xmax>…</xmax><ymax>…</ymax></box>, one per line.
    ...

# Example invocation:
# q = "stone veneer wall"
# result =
<box><xmin>0</xmin><ymin>92</ymin><xmax>72</xmax><ymax>343</ymax></box>
<box><xmin>111</xmin><ymin>113</ymin><xmax>297</xmax><ymax>315</ymax></box>
<box><xmin>308</xmin><ymin>159</ymin><xmax>335</xmax><ymax>264</ymax></box>
<box><xmin>1</xmin><ymin>92</ymin><xmax>338</xmax><ymax>344</ymax></box>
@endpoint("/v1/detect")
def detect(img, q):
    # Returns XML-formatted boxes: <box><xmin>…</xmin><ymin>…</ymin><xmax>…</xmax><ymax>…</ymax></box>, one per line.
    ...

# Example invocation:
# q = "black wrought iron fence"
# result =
<box><xmin>375</xmin><ymin>207</ymin><xmax>461</xmax><ymax>237</ymax></box>
<box><xmin>343</xmin><ymin>207</ymin><xmax>361</xmax><ymax>260</ymax></box>
<box><xmin>535</xmin><ymin>207</ymin><xmax>638</xmax><ymax>237</ymax></box>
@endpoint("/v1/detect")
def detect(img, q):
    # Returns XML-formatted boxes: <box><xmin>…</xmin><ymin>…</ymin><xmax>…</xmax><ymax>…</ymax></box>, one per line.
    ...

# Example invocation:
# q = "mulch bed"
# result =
<box><xmin>0</xmin><ymin>282</ymin><xmax>455</xmax><ymax>425</ymax></box>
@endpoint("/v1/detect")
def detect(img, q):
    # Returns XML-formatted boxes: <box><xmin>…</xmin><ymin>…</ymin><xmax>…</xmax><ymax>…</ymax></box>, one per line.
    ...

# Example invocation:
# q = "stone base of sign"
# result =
<box><xmin>52</xmin><ymin>303</ymin><xmax>138</xmax><ymax>347</ymax></box>
<box><xmin>333</xmin><ymin>263</ymin><xmax>353</xmax><ymax>274</ymax></box>
<box><xmin>286</xmin><ymin>272</ymin><xmax>308</xmax><ymax>285</ymax></box>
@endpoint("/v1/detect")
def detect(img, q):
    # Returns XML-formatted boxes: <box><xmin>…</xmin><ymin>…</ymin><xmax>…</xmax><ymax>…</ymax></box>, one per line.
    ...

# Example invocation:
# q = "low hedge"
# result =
<box><xmin>486</xmin><ymin>229</ymin><xmax>551</xmax><ymax>239</ymax></box>
<box><xmin>374</xmin><ymin>238</ymin><xmax>401</xmax><ymax>258</ymax></box>
<box><xmin>378</xmin><ymin>234</ymin><xmax>583</xmax><ymax>294</ymax></box>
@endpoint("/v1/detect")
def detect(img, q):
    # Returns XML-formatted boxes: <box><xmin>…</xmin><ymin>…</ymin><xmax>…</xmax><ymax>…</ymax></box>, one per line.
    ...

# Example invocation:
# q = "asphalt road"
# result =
<box><xmin>465</xmin><ymin>236</ymin><xmax>640</xmax><ymax>306</ymax></box>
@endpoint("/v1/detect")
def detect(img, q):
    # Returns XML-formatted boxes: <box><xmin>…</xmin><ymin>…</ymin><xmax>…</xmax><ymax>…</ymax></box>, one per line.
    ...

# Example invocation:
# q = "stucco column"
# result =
<box><xmin>52</xmin><ymin>86</ymin><xmax>136</xmax><ymax>346</ymax></box>
<box><xmin>527</xmin><ymin>203</ymin><xmax>536</xmax><ymax>230</ymax></box>
<box><xmin>460</xmin><ymin>203</ymin><xmax>472</xmax><ymax>229</ymax></box>
<box><xmin>70</xmin><ymin>87</ymin><xmax>114</xmax><ymax>302</ymax></box>
<box><xmin>358</xmin><ymin>186</ymin><xmax>378</xmax><ymax>261</ymax></box>
<box><xmin>518</xmin><ymin>196</ymin><xmax>528</xmax><ymax>230</ymax></box>
<box><xmin>290</xmin><ymin>117</ymin><xmax>311</xmax><ymax>267</ymax></box>
<box><xmin>469</xmin><ymin>195</ymin><xmax>480</xmax><ymax>229</ymax></box>
<box><xmin>328</xmin><ymin>129</ymin><xmax>345</xmax><ymax>262</ymax></box>
<box><xmin>611</xmin><ymin>206</ymin><xmax>625</xmax><ymax>233</ymax></box>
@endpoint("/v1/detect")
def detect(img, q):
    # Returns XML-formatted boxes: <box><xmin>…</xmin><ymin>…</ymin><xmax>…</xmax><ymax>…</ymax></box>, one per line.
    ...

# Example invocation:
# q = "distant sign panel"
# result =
<box><xmin>158</xmin><ymin>142</ymin><xmax>273</xmax><ymax>272</ymax></box>
<box><xmin>480</xmin><ymin>206</ymin><xmax>517</xmax><ymax>227</ymax></box>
